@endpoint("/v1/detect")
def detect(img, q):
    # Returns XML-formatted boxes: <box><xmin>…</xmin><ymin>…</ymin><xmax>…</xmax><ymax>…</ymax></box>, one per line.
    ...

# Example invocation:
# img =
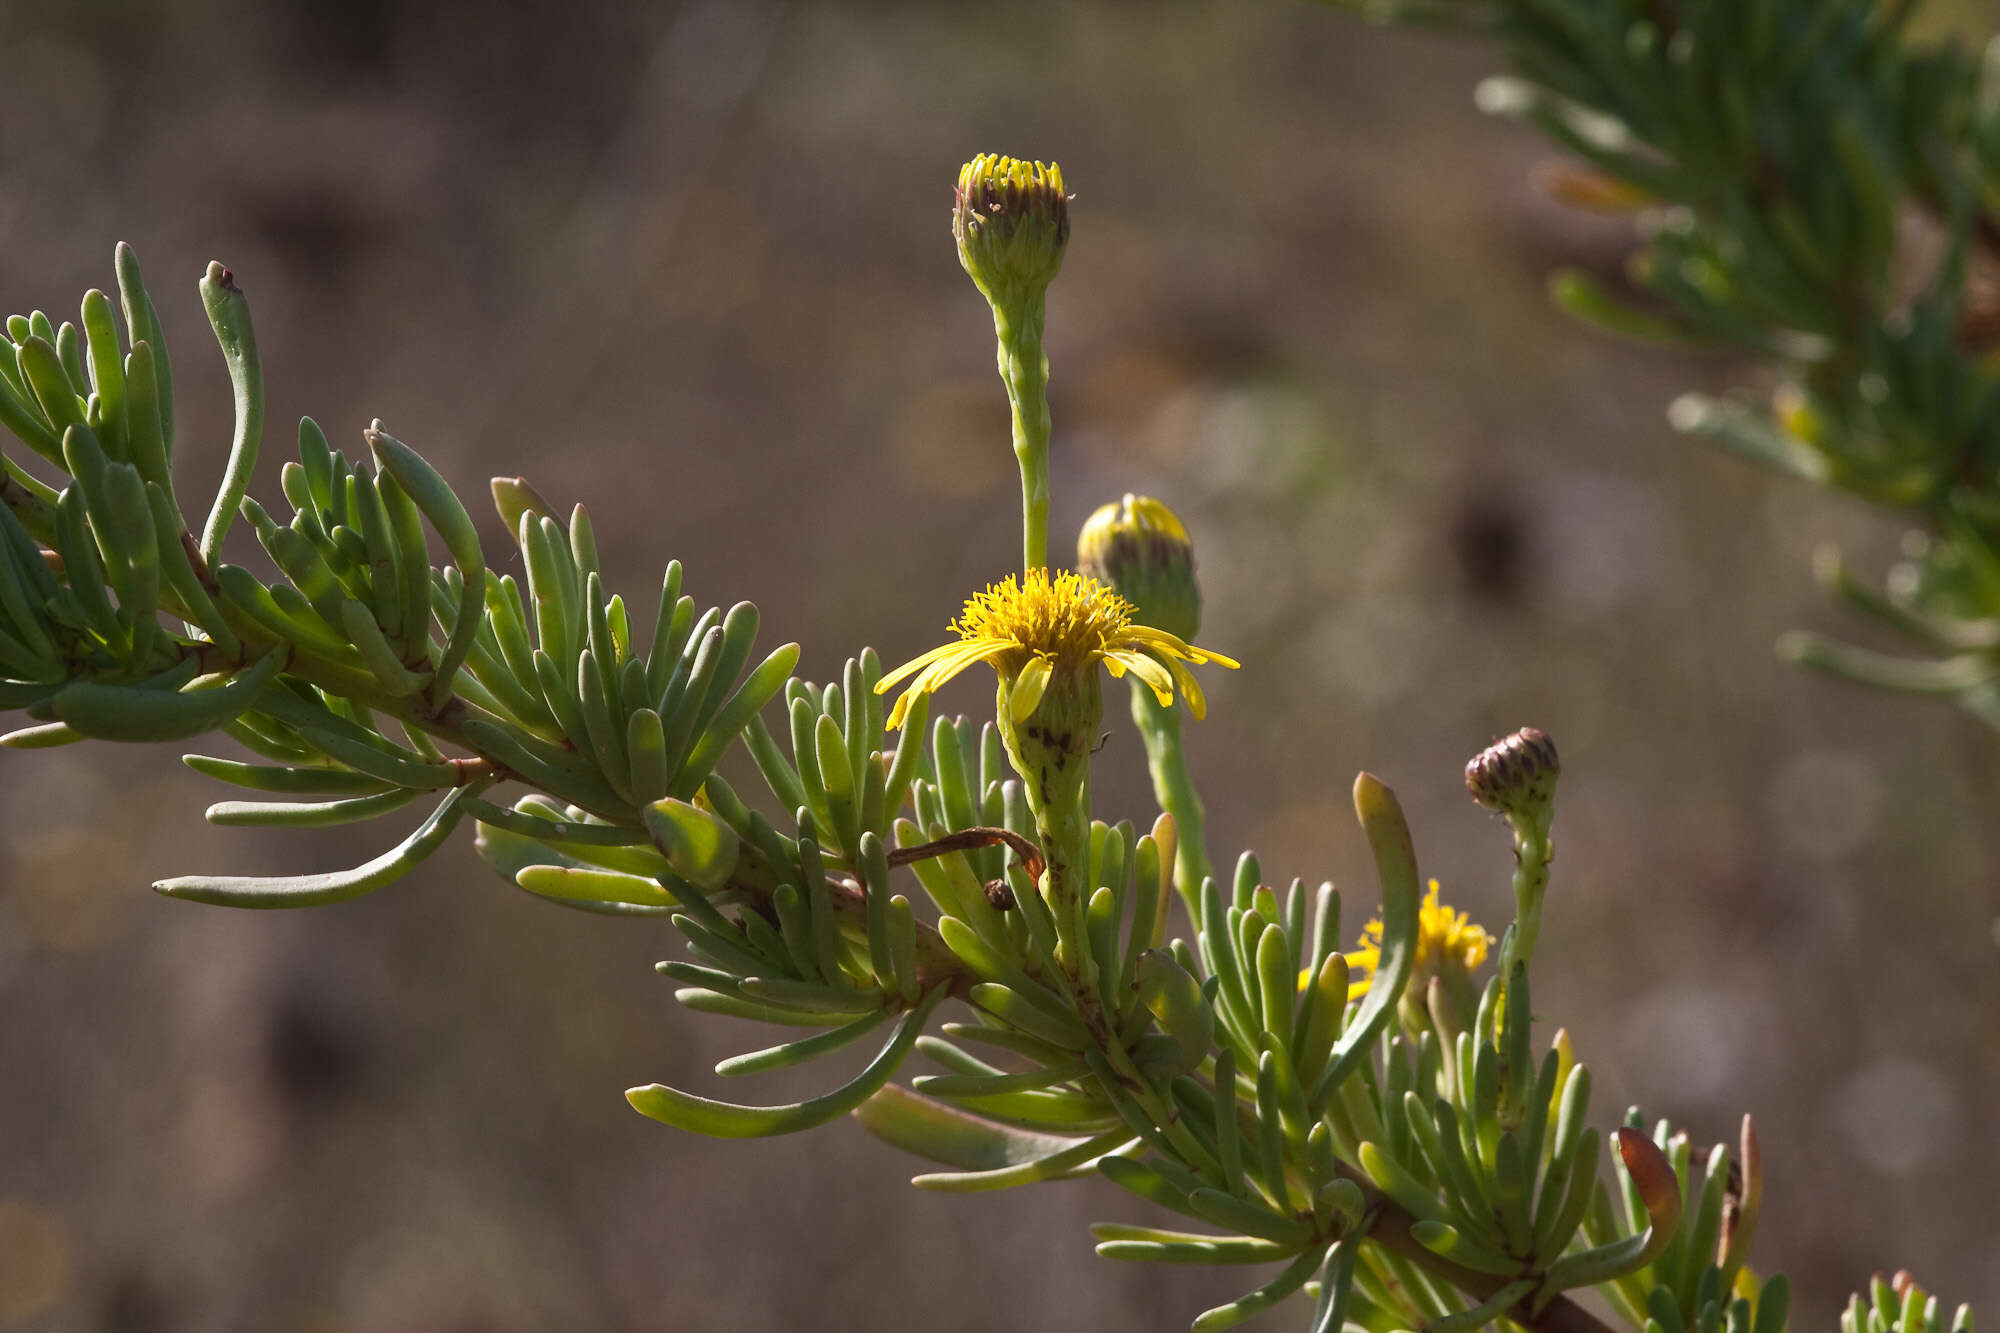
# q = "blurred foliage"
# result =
<box><xmin>1323</xmin><ymin>0</ymin><xmax>2000</xmax><ymax>727</ymax></box>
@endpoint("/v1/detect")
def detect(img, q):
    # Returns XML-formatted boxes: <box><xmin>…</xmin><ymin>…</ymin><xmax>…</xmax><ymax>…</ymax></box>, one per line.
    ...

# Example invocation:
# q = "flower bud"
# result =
<box><xmin>953</xmin><ymin>154</ymin><xmax>1069</xmax><ymax>305</ymax></box>
<box><xmin>1076</xmin><ymin>493</ymin><xmax>1201</xmax><ymax>641</ymax></box>
<box><xmin>1466</xmin><ymin>727</ymin><xmax>1560</xmax><ymax>819</ymax></box>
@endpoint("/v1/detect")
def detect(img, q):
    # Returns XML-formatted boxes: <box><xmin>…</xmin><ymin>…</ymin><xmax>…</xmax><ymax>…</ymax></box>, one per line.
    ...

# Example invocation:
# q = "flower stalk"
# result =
<box><xmin>1000</xmin><ymin>298</ymin><xmax>1052</xmax><ymax>574</ymax></box>
<box><xmin>1079</xmin><ymin>493</ymin><xmax>1213</xmax><ymax>902</ymax></box>
<box><xmin>954</xmin><ymin>154</ymin><xmax>1069</xmax><ymax>572</ymax></box>
<box><xmin>1129</xmin><ymin>686</ymin><xmax>1210</xmax><ymax>907</ymax></box>
<box><xmin>1467</xmin><ymin>728</ymin><xmax>1560</xmax><ymax>984</ymax></box>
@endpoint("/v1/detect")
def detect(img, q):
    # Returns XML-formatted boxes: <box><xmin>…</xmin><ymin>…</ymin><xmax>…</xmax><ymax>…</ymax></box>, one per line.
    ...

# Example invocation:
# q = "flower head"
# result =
<box><xmin>875</xmin><ymin>568</ymin><xmax>1236</xmax><ymax>731</ymax></box>
<box><xmin>1077</xmin><ymin>493</ymin><xmax>1202</xmax><ymax>642</ymax></box>
<box><xmin>954</xmin><ymin>154</ymin><xmax>1070</xmax><ymax>304</ymax></box>
<box><xmin>1465</xmin><ymin>727</ymin><xmax>1560</xmax><ymax>821</ymax></box>
<box><xmin>1346</xmin><ymin>879</ymin><xmax>1490</xmax><ymax>1003</ymax></box>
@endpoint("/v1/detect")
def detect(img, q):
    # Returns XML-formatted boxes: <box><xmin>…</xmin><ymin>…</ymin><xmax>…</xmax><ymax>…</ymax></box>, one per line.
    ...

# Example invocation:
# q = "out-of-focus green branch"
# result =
<box><xmin>1322</xmin><ymin>0</ymin><xmax>2000</xmax><ymax>728</ymax></box>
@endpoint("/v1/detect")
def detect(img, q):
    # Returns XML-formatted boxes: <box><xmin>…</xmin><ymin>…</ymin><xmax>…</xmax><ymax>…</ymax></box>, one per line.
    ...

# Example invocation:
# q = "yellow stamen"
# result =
<box><xmin>876</xmin><ymin>568</ymin><xmax>1236</xmax><ymax>729</ymax></box>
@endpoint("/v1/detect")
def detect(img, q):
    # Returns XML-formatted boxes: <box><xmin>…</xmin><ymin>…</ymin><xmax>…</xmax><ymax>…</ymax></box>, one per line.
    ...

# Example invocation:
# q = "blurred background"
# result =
<box><xmin>0</xmin><ymin>1</ymin><xmax>1994</xmax><ymax>1328</ymax></box>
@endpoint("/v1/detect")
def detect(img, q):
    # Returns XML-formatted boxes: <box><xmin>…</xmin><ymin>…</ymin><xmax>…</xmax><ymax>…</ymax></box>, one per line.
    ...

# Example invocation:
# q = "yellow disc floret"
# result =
<box><xmin>954</xmin><ymin>154</ymin><xmax>1070</xmax><ymax>303</ymax></box>
<box><xmin>875</xmin><ymin>567</ymin><xmax>1237</xmax><ymax>730</ymax></box>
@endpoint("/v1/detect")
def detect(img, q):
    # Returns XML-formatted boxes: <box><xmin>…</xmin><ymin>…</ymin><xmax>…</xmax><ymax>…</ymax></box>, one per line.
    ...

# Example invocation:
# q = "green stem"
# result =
<box><xmin>993</xmin><ymin>295</ymin><xmax>1051</xmax><ymax>572</ymax></box>
<box><xmin>1499</xmin><ymin>807</ymin><xmax>1552</xmax><ymax>983</ymax></box>
<box><xmin>1129</xmin><ymin>679</ymin><xmax>1211</xmax><ymax>911</ymax></box>
<box><xmin>1033</xmin><ymin>778</ymin><xmax>1092</xmax><ymax>974</ymax></box>
<box><xmin>996</xmin><ymin>669</ymin><xmax>1099</xmax><ymax>973</ymax></box>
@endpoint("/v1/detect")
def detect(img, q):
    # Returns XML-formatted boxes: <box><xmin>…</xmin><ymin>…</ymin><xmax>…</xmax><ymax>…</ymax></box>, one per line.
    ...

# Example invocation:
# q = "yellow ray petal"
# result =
<box><xmin>1108</xmin><ymin>649</ymin><xmax>1174</xmax><ymax>706</ymax></box>
<box><xmin>1163</xmin><ymin>652</ymin><xmax>1207</xmax><ymax>720</ymax></box>
<box><xmin>876</xmin><ymin>639</ymin><xmax>972</xmax><ymax>693</ymax></box>
<box><xmin>1010</xmin><ymin>654</ymin><xmax>1054</xmax><ymax>720</ymax></box>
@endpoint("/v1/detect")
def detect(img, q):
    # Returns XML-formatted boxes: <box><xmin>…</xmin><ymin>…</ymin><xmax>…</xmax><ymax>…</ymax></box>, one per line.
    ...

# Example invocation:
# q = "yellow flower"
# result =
<box><xmin>1344</xmin><ymin>879</ymin><xmax>1490</xmax><ymax>1002</ymax></box>
<box><xmin>875</xmin><ymin>567</ymin><xmax>1237</xmax><ymax>730</ymax></box>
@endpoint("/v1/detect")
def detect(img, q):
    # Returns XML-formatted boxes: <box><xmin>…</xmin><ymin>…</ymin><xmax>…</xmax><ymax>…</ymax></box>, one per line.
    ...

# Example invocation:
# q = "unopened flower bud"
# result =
<box><xmin>1077</xmin><ymin>493</ymin><xmax>1201</xmax><ymax>641</ymax></box>
<box><xmin>1466</xmin><ymin>727</ymin><xmax>1560</xmax><ymax>819</ymax></box>
<box><xmin>953</xmin><ymin>154</ymin><xmax>1069</xmax><ymax>306</ymax></box>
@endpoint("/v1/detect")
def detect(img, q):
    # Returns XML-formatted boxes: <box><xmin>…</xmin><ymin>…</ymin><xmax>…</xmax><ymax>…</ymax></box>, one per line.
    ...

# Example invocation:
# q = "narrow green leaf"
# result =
<box><xmin>366</xmin><ymin>426</ymin><xmax>483</xmax><ymax>707</ymax></box>
<box><xmin>52</xmin><ymin>648</ymin><xmax>284</xmax><ymax>743</ymax></box>
<box><xmin>205</xmin><ymin>786</ymin><xmax>426</xmax><ymax>828</ymax></box>
<box><xmin>675</xmin><ymin>642</ymin><xmax>800</xmax><ymax>798</ymax></box>
<box><xmin>156</xmin><ymin>780</ymin><xmax>486</xmax><ymax>907</ymax></box>
<box><xmin>78</xmin><ymin>289</ymin><xmax>125</xmax><ymax>452</ymax></box>
<box><xmin>1189</xmin><ymin>1247</ymin><xmax>1322</xmax><ymax>1331</ymax></box>
<box><xmin>338</xmin><ymin>599</ymin><xmax>428</xmax><ymax>696</ymax></box>
<box><xmin>114</xmin><ymin>245</ymin><xmax>172</xmax><ymax>455</ymax></box>
<box><xmin>1093</xmin><ymin>1235</ymin><xmax>1294</xmax><ymax>1266</ymax></box>
<box><xmin>17</xmin><ymin>336</ymin><xmax>84</xmax><ymax>445</ymax></box>
<box><xmin>516</xmin><ymin>863</ymin><xmax>675</xmax><ymax>908</ymax></box>
<box><xmin>1409</xmin><ymin>1219</ymin><xmax>1522</xmax><ymax>1277</ymax></box>
<box><xmin>0</xmin><ymin>721</ymin><xmax>84</xmax><ymax>748</ymax></box>
<box><xmin>1313</xmin><ymin>773</ymin><xmax>1420</xmax><ymax>1107</ymax></box>
<box><xmin>912</xmin><ymin>1127</ymin><xmax>1124</xmax><ymax>1192</ymax></box>
<box><xmin>641</xmin><ymin>797</ymin><xmax>741</xmax><ymax>892</ymax></box>
<box><xmin>182</xmin><ymin>755</ymin><xmax>390</xmax><ymax>795</ymax></box>
<box><xmin>196</xmin><ymin>263</ymin><xmax>263</xmax><ymax>563</ymax></box>
<box><xmin>855</xmin><ymin>1082</ymin><xmax>1101</xmax><ymax>1173</ymax></box>
<box><xmin>1186</xmin><ymin>1187</ymin><xmax>1313</xmax><ymax>1246</ymax></box>
<box><xmin>625</xmin><ymin>986</ymin><xmax>944</xmax><ymax>1138</ymax></box>
<box><xmin>0</xmin><ymin>348</ymin><xmax>61</xmax><ymax>464</ymax></box>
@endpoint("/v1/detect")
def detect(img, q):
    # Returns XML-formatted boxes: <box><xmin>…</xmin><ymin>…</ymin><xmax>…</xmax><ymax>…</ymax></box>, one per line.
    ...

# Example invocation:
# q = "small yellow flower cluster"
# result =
<box><xmin>1345</xmin><ymin>879</ymin><xmax>1491</xmax><ymax>1001</ymax></box>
